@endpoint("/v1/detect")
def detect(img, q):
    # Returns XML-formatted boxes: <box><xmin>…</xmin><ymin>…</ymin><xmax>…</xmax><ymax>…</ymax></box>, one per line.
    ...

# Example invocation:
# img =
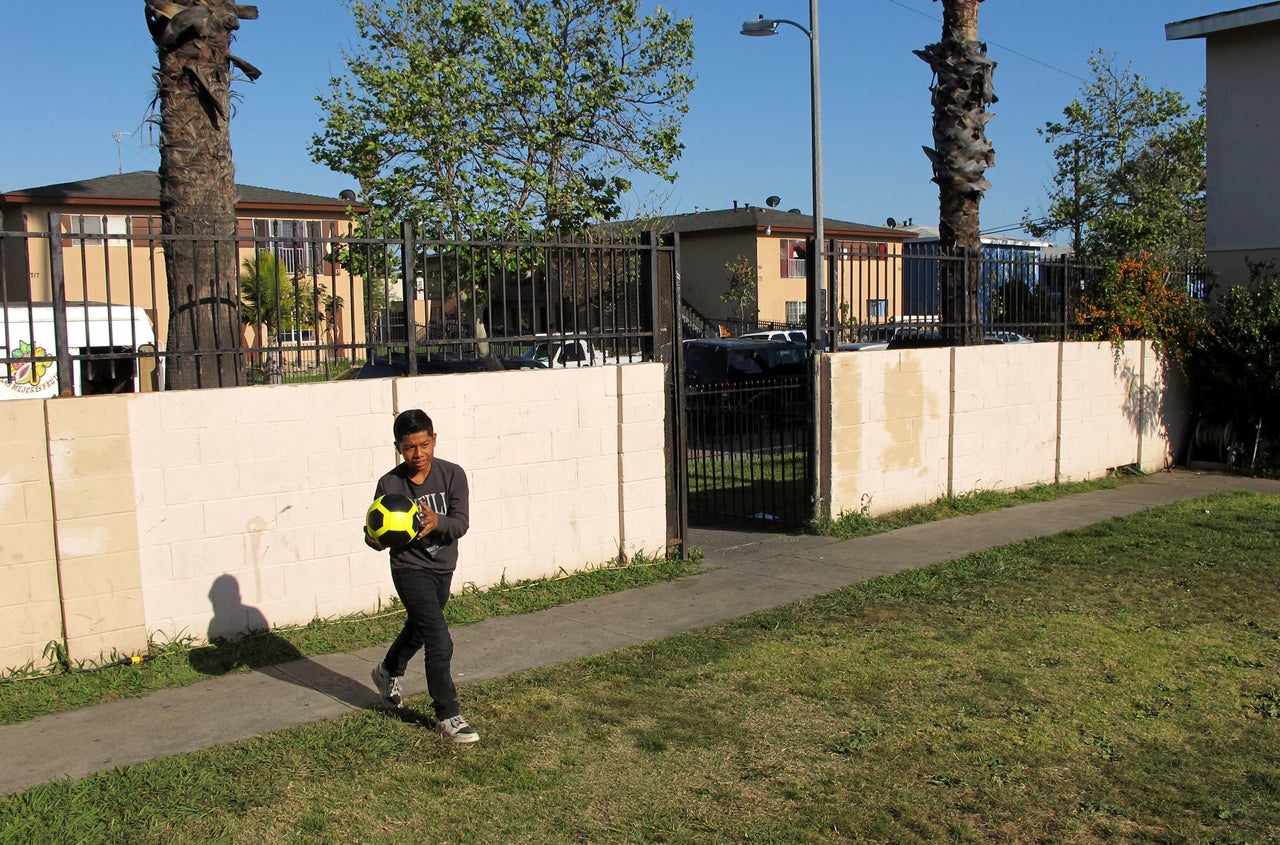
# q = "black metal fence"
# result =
<box><xmin>830</xmin><ymin>246</ymin><xmax>1209</xmax><ymax>346</ymax></box>
<box><xmin>1</xmin><ymin>215</ymin><xmax>672</xmax><ymax>397</ymax></box>
<box><xmin>682</xmin><ymin>243</ymin><xmax>1208</xmax><ymax>348</ymax></box>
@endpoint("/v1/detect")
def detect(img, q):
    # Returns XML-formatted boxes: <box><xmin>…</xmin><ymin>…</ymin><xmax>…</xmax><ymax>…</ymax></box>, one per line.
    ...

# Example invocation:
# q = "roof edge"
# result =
<box><xmin>1167</xmin><ymin>2</ymin><xmax>1280</xmax><ymax>40</ymax></box>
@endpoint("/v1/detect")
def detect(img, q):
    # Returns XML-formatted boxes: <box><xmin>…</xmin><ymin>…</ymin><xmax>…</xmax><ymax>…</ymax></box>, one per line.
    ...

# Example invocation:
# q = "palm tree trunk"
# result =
<box><xmin>915</xmin><ymin>0</ymin><xmax>995</xmax><ymax>346</ymax></box>
<box><xmin>145</xmin><ymin>0</ymin><xmax>258</xmax><ymax>388</ymax></box>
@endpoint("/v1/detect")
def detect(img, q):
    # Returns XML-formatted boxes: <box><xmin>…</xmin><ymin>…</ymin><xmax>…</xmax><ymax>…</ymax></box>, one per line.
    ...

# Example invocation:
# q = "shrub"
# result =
<box><xmin>1078</xmin><ymin>254</ymin><xmax>1206</xmax><ymax>363</ymax></box>
<box><xmin>1185</xmin><ymin>261</ymin><xmax>1280</xmax><ymax>465</ymax></box>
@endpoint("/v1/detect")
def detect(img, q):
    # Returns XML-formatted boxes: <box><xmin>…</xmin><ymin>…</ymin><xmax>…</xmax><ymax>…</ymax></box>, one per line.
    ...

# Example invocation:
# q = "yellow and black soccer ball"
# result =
<box><xmin>365</xmin><ymin>494</ymin><xmax>421</xmax><ymax>549</ymax></box>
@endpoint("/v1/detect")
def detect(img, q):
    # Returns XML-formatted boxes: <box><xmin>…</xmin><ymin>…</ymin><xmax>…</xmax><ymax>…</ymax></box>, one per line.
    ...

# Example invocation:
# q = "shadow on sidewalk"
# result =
<box><xmin>188</xmin><ymin>574</ymin><xmax>378</xmax><ymax>709</ymax></box>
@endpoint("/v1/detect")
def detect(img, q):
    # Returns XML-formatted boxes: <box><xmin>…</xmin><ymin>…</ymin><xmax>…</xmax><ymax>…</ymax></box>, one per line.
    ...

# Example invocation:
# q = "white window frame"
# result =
<box><xmin>785</xmin><ymin>300</ymin><xmax>806</xmax><ymax>324</ymax></box>
<box><xmin>68</xmin><ymin>214</ymin><xmax>129</xmax><ymax>247</ymax></box>
<box><xmin>253</xmin><ymin>219</ymin><xmax>324</xmax><ymax>275</ymax></box>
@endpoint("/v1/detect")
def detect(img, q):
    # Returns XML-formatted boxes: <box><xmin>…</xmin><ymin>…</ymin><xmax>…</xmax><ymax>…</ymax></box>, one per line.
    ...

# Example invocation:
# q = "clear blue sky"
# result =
<box><xmin>1</xmin><ymin>1</ymin><xmax>1218</xmax><ymax>243</ymax></box>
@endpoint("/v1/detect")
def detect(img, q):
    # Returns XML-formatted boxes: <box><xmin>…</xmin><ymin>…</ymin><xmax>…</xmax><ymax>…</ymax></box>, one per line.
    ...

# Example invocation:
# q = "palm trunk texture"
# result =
<box><xmin>915</xmin><ymin>0</ymin><xmax>996</xmax><ymax>346</ymax></box>
<box><xmin>145</xmin><ymin>0</ymin><xmax>258</xmax><ymax>388</ymax></box>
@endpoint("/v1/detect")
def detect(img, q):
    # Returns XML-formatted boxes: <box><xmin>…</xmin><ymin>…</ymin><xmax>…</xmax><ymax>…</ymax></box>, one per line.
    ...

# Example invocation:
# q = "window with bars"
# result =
<box><xmin>838</xmin><ymin>240</ymin><xmax>888</xmax><ymax>260</ymax></box>
<box><xmin>66</xmin><ymin>215</ymin><xmax>129</xmax><ymax>247</ymax></box>
<box><xmin>253</xmin><ymin>219</ymin><xmax>324</xmax><ymax>274</ymax></box>
<box><xmin>785</xmin><ymin>300</ymin><xmax>807</xmax><ymax>324</ymax></box>
<box><xmin>867</xmin><ymin>298</ymin><xmax>888</xmax><ymax>320</ymax></box>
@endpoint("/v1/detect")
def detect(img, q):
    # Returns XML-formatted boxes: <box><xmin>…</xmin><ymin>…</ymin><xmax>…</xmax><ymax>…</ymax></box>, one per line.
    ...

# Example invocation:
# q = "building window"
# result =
<box><xmin>785</xmin><ymin>300</ymin><xmax>806</xmax><ymax>324</ymax></box>
<box><xmin>67</xmin><ymin>215</ymin><xmax>129</xmax><ymax>247</ymax></box>
<box><xmin>839</xmin><ymin>240</ymin><xmax>887</xmax><ymax>261</ymax></box>
<box><xmin>253</xmin><ymin>219</ymin><xmax>324</xmax><ymax>275</ymax></box>
<box><xmin>779</xmin><ymin>239</ymin><xmax>807</xmax><ymax>278</ymax></box>
<box><xmin>867</xmin><ymin>299</ymin><xmax>888</xmax><ymax>320</ymax></box>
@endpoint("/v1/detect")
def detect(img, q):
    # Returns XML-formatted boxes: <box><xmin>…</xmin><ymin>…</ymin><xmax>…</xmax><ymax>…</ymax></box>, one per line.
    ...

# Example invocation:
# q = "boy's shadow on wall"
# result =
<box><xmin>188</xmin><ymin>574</ymin><xmax>378</xmax><ymax>710</ymax></box>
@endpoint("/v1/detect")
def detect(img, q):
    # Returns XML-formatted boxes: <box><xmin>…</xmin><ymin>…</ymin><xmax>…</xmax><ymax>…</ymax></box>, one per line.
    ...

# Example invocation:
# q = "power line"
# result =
<box><xmin>884</xmin><ymin>0</ymin><xmax>1089</xmax><ymax>83</ymax></box>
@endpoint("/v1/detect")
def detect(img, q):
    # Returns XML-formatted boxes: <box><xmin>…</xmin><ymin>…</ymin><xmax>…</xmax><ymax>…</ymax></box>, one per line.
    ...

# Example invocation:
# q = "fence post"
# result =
<box><xmin>647</xmin><ymin>231</ymin><xmax>688</xmax><ymax>557</ymax></box>
<box><xmin>46</xmin><ymin>213</ymin><xmax>74</xmax><ymax>396</ymax></box>
<box><xmin>401</xmin><ymin>221</ymin><xmax>417</xmax><ymax>376</ymax></box>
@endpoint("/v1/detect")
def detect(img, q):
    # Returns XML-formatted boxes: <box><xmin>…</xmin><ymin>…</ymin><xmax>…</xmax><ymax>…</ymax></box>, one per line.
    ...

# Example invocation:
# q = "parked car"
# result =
<box><xmin>838</xmin><ymin>337</ymin><xmax>890</xmax><ymax>352</ymax></box>
<box><xmin>840</xmin><ymin>323</ymin><xmax>934</xmax><ymax>351</ymax></box>
<box><xmin>886</xmin><ymin>330</ymin><xmax>946</xmax><ymax>350</ymax></box>
<box><xmin>514</xmin><ymin>335</ymin><xmax>645</xmax><ymax>368</ymax></box>
<box><xmin>738</xmin><ymin>328</ymin><xmax>807</xmax><ymax>344</ymax></box>
<box><xmin>985</xmin><ymin>331</ymin><xmax>1035</xmax><ymax>344</ymax></box>
<box><xmin>683</xmin><ymin>338</ymin><xmax>808</xmax><ymax>432</ymax></box>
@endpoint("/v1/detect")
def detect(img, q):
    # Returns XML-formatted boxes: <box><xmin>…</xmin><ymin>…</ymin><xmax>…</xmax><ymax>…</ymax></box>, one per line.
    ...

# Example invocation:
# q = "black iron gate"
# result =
<box><xmin>679</xmin><ymin>373</ymin><xmax>812</xmax><ymax>530</ymax></box>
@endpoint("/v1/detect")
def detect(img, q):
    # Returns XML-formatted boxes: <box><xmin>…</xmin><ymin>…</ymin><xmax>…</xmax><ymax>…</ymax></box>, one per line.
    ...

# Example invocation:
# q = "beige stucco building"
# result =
<box><xmin>1168</xmin><ymin>3</ymin><xmax>1280</xmax><ymax>285</ymax></box>
<box><xmin>1</xmin><ymin>171</ymin><xmax>367</xmax><ymax>359</ymax></box>
<box><xmin>628</xmin><ymin>206</ymin><xmax>910</xmax><ymax>332</ymax></box>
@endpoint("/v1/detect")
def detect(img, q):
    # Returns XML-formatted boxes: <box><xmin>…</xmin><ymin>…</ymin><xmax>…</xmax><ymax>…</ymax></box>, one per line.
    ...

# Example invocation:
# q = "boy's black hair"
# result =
<box><xmin>393</xmin><ymin>409</ymin><xmax>434</xmax><ymax>442</ymax></box>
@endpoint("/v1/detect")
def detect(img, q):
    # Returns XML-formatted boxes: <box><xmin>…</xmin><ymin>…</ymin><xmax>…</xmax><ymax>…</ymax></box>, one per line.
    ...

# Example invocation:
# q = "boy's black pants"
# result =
<box><xmin>384</xmin><ymin>566</ymin><xmax>459</xmax><ymax>719</ymax></box>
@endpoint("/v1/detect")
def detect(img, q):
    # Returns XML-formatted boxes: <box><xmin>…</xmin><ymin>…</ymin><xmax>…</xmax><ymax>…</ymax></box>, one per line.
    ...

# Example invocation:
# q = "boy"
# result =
<box><xmin>366</xmin><ymin>409</ymin><xmax>478</xmax><ymax>743</ymax></box>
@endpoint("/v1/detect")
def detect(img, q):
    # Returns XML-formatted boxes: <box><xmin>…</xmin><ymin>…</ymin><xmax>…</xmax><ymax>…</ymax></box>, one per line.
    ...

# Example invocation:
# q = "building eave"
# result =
<box><xmin>1166</xmin><ymin>2</ymin><xmax>1280</xmax><ymax>40</ymax></box>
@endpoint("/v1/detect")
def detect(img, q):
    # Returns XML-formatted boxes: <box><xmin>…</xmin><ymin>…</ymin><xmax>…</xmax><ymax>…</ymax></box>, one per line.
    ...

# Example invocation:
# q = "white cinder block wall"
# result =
<box><xmin>0</xmin><ymin>400</ymin><xmax>62</xmax><ymax>673</ymax></box>
<box><xmin>827</xmin><ymin>341</ymin><xmax>1186</xmax><ymax>518</ymax></box>
<box><xmin>2</xmin><ymin>343</ymin><xmax>1185</xmax><ymax>671</ymax></box>
<box><xmin>950</xmin><ymin>343</ymin><xmax>1060</xmax><ymax>493</ymax></box>
<box><xmin>0</xmin><ymin>363</ymin><xmax>669</xmax><ymax>669</ymax></box>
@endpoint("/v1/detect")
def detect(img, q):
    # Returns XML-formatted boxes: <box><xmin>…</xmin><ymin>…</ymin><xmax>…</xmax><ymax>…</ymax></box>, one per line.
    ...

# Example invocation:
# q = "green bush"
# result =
<box><xmin>1185</xmin><ymin>260</ymin><xmax>1280</xmax><ymax>472</ymax></box>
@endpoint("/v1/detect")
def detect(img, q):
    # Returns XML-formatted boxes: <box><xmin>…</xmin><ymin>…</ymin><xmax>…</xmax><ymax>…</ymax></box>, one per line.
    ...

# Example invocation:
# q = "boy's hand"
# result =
<box><xmin>418</xmin><ymin>504</ymin><xmax>439</xmax><ymax>538</ymax></box>
<box><xmin>364</xmin><ymin>526</ymin><xmax>385</xmax><ymax>551</ymax></box>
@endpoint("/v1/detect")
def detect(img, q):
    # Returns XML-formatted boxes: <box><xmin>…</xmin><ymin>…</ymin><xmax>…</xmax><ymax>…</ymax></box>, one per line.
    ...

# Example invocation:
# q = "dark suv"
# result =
<box><xmin>682</xmin><ymin>338</ymin><xmax>808</xmax><ymax>432</ymax></box>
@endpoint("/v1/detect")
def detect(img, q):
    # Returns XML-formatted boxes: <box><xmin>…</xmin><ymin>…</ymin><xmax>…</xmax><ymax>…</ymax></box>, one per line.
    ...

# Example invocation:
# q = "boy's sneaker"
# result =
<box><xmin>370</xmin><ymin>663</ymin><xmax>403</xmax><ymax>709</ymax></box>
<box><xmin>435</xmin><ymin>714</ymin><xmax>479</xmax><ymax>744</ymax></box>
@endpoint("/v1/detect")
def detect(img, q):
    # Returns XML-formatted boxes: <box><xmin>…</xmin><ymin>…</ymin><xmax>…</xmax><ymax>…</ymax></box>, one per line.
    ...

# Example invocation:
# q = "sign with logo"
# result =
<box><xmin>3</xmin><ymin>340</ymin><xmax>58</xmax><ymax>398</ymax></box>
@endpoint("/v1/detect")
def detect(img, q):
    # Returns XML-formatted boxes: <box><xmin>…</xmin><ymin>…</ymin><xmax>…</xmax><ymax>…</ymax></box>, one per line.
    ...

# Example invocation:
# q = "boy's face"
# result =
<box><xmin>397</xmin><ymin>431</ymin><xmax>436</xmax><ymax>475</ymax></box>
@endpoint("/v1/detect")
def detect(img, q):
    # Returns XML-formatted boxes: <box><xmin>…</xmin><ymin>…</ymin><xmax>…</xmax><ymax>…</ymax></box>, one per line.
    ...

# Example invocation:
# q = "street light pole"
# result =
<box><xmin>742</xmin><ymin>0</ymin><xmax>825</xmax><ymax>523</ymax></box>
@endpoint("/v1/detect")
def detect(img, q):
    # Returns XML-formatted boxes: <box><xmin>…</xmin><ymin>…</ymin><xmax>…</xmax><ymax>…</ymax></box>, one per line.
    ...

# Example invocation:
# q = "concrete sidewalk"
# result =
<box><xmin>2</xmin><ymin>469</ymin><xmax>1276</xmax><ymax>796</ymax></box>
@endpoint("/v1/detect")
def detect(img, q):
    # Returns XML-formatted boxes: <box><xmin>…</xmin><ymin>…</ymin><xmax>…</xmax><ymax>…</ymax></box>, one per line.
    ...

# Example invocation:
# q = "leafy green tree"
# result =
<box><xmin>311</xmin><ymin>0</ymin><xmax>694</xmax><ymax>239</ymax></box>
<box><xmin>721</xmin><ymin>255</ymin><xmax>758</xmax><ymax>324</ymax></box>
<box><xmin>1027</xmin><ymin>52</ymin><xmax>1205</xmax><ymax>268</ymax></box>
<box><xmin>1077</xmin><ymin>254</ymin><xmax>1205</xmax><ymax>363</ymax></box>
<box><xmin>1186</xmin><ymin>261</ymin><xmax>1280</xmax><ymax>441</ymax></box>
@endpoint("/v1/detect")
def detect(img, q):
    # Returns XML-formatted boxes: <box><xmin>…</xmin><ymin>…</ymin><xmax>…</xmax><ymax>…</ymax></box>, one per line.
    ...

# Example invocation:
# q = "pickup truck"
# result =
<box><xmin>513</xmin><ymin>336</ymin><xmax>644</xmax><ymax>368</ymax></box>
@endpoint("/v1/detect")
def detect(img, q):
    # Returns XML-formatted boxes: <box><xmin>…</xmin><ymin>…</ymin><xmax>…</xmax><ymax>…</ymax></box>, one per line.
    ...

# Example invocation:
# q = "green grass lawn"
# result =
<box><xmin>3</xmin><ymin>491</ymin><xmax>1278</xmax><ymax>844</ymax></box>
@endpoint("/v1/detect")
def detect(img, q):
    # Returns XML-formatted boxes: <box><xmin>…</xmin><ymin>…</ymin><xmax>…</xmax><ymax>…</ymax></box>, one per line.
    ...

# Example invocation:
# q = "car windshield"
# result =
<box><xmin>521</xmin><ymin>342</ymin><xmax>550</xmax><ymax>361</ymax></box>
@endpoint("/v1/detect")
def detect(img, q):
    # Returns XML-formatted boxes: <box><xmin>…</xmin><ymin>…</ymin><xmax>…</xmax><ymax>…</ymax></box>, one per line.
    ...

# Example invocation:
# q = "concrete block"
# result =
<box><xmin>45</xmin><ymin>395</ymin><xmax>132</xmax><ymax>439</ymax></box>
<box><xmin>55</xmin><ymin>512</ymin><xmax>142</xmax><ymax>559</ymax></box>
<box><xmin>305</xmin><ymin>447</ymin><xmax>377</xmax><ymax>488</ymax></box>
<box><xmin>136</xmin><ymin>502</ymin><xmax>206</xmax><ymax>547</ymax></box>
<box><xmin>47</xmin><ymin>435</ymin><xmax>134</xmax><ymax>477</ymax></box>
<box><xmin>201</xmin><ymin>495</ymin><xmax>278</xmax><ymax>540</ymax></box>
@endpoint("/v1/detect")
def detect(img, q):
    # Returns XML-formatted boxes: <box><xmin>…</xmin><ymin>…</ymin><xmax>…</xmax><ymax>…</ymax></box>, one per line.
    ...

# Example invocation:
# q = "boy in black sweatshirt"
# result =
<box><xmin>366</xmin><ymin>409</ymin><xmax>477</xmax><ymax>743</ymax></box>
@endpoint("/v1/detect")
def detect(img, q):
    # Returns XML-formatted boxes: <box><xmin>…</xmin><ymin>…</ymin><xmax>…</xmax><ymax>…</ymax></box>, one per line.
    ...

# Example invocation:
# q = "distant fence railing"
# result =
<box><xmin>682</xmin><ymin>242</ymin><xmax>1208</xmax><ymax>346</ymax></box>
<box><xmin>1</xmin><ymin>216</ymin><xmax>673</xmax><ymax>398</ymax></box>
<box><xmin>2</xmin><ymin>216</ymin><xmax>1207</xmax><ymax>397</ymax></box>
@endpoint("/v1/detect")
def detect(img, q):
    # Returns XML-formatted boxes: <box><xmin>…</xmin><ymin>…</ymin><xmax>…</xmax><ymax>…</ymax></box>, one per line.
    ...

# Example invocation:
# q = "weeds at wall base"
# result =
<box><xmin>0</xmin><ymin>550</ymin><xmax>699</xmax><ymax>725</ymax></box>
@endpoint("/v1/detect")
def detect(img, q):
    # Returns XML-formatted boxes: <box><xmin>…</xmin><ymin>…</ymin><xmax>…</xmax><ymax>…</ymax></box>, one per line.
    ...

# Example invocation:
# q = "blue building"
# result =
<box><xmin>901</xmin><ymin>225</ymin><xmax>1054</xmax><ymax>326</ymax></box>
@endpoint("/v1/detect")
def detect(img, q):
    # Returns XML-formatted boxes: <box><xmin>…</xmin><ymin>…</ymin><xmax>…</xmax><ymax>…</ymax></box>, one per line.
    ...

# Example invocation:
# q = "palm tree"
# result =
<box><xmin>144</xmin><ymin>0</ymin><xmax>260</xmax><ymax>388</ymax></box>
<box><xmin>239</xmin><ymin>251</ymin><xmax>328</xmax><ymax>340</ymax></box>
<box><xmin>239</xmin><ymin>251</ymin><xmax>290</xmax><ymax>339</ymax></box>
<box><xmin>914</xmin><ymin>0</ymin><xmax>995</xmax><ymax>345</ymax></box>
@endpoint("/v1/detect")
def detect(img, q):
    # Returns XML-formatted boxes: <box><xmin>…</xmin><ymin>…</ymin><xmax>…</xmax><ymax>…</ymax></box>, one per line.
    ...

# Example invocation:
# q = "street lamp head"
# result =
<box><xmin>740</xmin><ymin>16</ymin><xmax>778</xmax><ymax>36</ymax></box>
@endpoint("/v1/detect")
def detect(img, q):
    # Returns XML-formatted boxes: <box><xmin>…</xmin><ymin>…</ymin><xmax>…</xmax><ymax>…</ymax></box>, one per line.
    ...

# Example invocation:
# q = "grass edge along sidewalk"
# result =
<box><xmin>1</xmin><ymin>488</ymin><xmax>1277</xmax><ymax>843</ymax></box>
<box><xmin>0</xmin><ymin>475</ymin><xmax>1138</xmax><ymax>725</ymax></box>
